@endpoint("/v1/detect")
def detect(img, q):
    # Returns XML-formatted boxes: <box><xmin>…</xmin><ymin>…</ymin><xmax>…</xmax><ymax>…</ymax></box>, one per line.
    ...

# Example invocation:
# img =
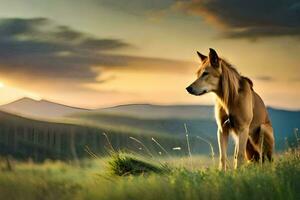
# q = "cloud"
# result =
<box><xmin>174</xmin><ymin>0</ymin><xmax>300</xmax><ymax>39</ymax></box>
<box><xmin>0</xmin><ymin>17</ymin><xmax>191</xmax><ymax>86</ymax></box>
<box><xmin>93</xmin><ymin>0</ymin><xmax>300</xmax><ymax>39</ymax></box>
<box><xmin>0</xmin><ymin>18</ymin><xmax>131</xmax><ymax>81</ymax></box>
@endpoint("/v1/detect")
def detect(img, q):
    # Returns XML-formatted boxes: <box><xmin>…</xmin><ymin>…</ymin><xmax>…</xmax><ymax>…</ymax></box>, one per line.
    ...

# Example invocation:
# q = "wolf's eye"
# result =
<box><xmin>202</xmin><ymin>71</ymin><xmax>209</xmax><ymax>77</ymax></box>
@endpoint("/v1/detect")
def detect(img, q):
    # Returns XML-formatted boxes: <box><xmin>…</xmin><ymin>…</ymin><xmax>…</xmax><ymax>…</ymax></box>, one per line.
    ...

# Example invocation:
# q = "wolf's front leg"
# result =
<box><xmin>218</xmin><ymin>128</ymin><xmax>229</xmax><ymax>171</ymax></box>
<box><xmin>234</xmin><ymin>127</ymin><xmax>249</xmax><ymax>169</ymax></box>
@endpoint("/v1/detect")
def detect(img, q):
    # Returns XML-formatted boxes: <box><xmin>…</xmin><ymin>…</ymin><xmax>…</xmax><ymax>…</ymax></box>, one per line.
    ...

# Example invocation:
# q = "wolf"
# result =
<box><xmin>186</xmin><ymin>48</ymin><xmax>274</xmax><ymax>170</ymax></box>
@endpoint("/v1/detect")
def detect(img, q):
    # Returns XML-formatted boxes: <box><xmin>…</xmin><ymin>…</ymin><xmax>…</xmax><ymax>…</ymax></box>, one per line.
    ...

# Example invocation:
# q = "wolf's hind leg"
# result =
<box><xmin>246</xmin><ymin>139</ymin><xmax>260</xmax><ymax>162</ymax></box>
<box><xmin>259</xmin><ymin>124</ymin><xmax>274</xmax><ymax>162</ymax></box>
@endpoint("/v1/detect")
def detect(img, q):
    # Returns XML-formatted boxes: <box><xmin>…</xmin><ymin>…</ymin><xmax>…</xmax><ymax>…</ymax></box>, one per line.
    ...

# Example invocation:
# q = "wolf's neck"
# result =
<box><xmin>215</xmin><ymin>91</ymin><xmax>230</xmax><ymax>114</ymax></box>
<box><xmin>215</xmin><ymin>63</ymin><xmax>241</xmax><ymax>111</ymax></box>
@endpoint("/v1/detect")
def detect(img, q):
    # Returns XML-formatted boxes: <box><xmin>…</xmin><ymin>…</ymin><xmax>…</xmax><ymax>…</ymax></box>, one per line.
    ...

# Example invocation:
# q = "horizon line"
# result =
<box><xmin>1</xmin><ymin>96</ymin><xmax>300</xmax><ymax>112</ymax></box>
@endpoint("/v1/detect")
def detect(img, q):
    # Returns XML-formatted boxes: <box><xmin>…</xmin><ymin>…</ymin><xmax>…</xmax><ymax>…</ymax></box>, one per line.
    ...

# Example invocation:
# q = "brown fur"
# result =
<box><xmin>219</xmin><ymin>59</ymin><xmax>240</xmax><ymax>108</ymax></box>
<box><xmin>186</xmin><ymin>49</ymin><xmax>275</xmax><ymax>170</ymax></box>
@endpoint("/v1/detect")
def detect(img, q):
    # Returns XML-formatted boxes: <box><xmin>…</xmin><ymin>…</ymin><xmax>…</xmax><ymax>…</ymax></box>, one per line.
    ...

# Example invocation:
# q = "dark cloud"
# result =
<box><xmin>0</xmin><ymin>17</ymin><xmax>190</xmax><ymax>85</ymax></box>
<box><xmin>175</xmin><ymin>0</ymin><xmax>300</xmax><ymax>39</ymax></box>
<box><xmin>0</xmin><ymin>18</ymin><xmax>47</xmax><ymax>37</ymax></box>
<box><xmin>0</xmin><ymin>18</ymin><xmax>131</xmax><ymax>81</ymax></box>
<box><xmin>53</xmin><ymin>25</ymin><xmax>84</xmax><ymax>40</ymax></box>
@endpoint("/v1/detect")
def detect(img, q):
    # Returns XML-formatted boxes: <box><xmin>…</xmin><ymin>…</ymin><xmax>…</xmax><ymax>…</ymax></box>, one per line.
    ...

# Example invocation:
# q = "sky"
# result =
<box><xmin>0</xmin><ymin>0</ymin><xmax>299</xmax><ymax>109</ymax></box>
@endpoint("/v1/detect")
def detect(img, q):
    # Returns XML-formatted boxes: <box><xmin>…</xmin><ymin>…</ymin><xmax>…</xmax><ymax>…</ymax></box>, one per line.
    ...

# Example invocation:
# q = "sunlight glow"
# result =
<box><xmin>7</xmin><ymin>85</ymin><xmax>42</xmax><ymax>101</ymax></box>
<box><xmin>24</xmin><ymin>92</ymin><xmax>42</xmax><ymax>101</ymax></box>
<box><xmin>0</xmin><ymin>82</ymin><xmax>4</xmax><ymax>88</ymax></box>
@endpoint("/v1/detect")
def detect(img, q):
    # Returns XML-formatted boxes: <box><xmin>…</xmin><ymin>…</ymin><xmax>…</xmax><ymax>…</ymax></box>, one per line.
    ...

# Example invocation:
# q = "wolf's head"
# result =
<box><xmin>186</xmin><ymin>48</ymin><xmax>222</xmax><ymax>96</ymax></box>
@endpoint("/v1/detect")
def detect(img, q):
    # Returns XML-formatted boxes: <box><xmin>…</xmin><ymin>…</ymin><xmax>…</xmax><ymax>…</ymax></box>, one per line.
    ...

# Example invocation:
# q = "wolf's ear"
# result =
<box><xmin>197</xmin><ymin>51</ymin><xmax>207</xmax><ymax>62</ymax></box>
<box><xmin>209</xmin><ymin>48</ymin><xmax>219</xmax><ymax>67</ymax></box>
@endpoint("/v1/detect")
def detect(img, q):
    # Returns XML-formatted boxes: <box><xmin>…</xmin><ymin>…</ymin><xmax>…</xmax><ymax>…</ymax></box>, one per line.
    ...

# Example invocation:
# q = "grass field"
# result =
<box><xmin>0</xmin><ymin>149</ymin><xmax>299</xmax><ymax>200</ymax></box>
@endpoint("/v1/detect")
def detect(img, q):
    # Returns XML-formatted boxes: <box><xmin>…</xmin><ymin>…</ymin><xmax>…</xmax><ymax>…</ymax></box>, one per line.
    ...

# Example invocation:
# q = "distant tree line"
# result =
<box><xmin>0</xmin><ymin>112</ymin><xmax>194</xmax><ymax>161</ymax></box>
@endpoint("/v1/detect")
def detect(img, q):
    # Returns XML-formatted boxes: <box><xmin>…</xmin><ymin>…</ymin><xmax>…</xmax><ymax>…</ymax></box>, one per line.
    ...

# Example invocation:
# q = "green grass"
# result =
<box><xmin>108</xmin><ymin>152</ymin><xmax>170</xmax><ymax>176</ymax></box>
<box><xmin>0</xmin><ymin>151</ymin><xmax>299</xmax><ymax>200</ymax></box>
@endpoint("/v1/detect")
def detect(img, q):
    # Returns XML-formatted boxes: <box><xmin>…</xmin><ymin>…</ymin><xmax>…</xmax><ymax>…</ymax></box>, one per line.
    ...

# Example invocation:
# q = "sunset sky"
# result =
<box><xmin>0</xmin><ymin>0</ymin><xmax>299</xmax><ymax>109</ymax></box>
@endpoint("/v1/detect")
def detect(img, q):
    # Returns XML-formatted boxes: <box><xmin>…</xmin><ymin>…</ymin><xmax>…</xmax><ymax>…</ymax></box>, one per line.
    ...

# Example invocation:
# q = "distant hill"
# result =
<box><xmin>0</xmin><ymin>98</ymin><xmax>299</xmax><ymax>160</ymax></box>
<box><xmin>0</xmin><ymin>97</ymin><xmax>89</xmax><ymax>119</ymax></box>
<box><xmin>69</xmin><ymin>111</ymin><xmax>217</xmax><ymax>138</ymax></box>
<box><xmin>267</xmin><ymin>108</ymin><xmax>300</xmax><ymax>143</ymax></box>
<box><xmin>76</xmin><ymin>104</ymin><xmax>300</xmax><ymax>150</ymax></box>
<box><xmin>0</xmin><ymin>110</ymin><xmax>188</xmax><ymax>161</ymax></box>
<box><xmin>98</xmin><ymin>104</ymin><xmax>214</xmax><ymax>120</ymax></box>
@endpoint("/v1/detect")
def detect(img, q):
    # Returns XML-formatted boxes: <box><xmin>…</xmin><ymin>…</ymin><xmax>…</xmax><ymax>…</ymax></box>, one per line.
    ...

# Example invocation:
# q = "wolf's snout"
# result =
<box><xmin>186</xmin><ymin>86</ymin><xmax>194</xmax><ymax>94</ymax></box>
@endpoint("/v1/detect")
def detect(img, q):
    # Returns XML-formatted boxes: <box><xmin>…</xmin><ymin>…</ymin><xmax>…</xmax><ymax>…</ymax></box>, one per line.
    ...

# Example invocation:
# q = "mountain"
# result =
<box><xmin>0</xmin><ymin>97</ymin><xmax>89</xmax><ymax>119</ymax></box>
<box><xmin>69</xmin><ymin>110</ymin><xmax>217</xmax><ymax>138</ymax></box>
<box><xmin>71</xmin><ymin>104</ymin><xmax>217</xmax><ymax>138</ymax></box>
<box><xmin>1</xmin><ymin>98</ymin><xmax>299</xmax><ymax>159</ymax></box>
<box><xmin>0</xmin><ymin>110</ymin><xmax>187</xmax><ymax>161</ymax></box>
<box><xmin>267</xmin><ymin>108</ymin><xmax>300</xmax><ymax>143</ymax></box>
<box><xmin>97</xmin><ymin>104</ymin><xmax>214</xmax><ymax>120</ymax></box>
<box><xmin>77</xmin><ymin>104</ymin><xmax>300</xmax><ymax>150</ymax></box>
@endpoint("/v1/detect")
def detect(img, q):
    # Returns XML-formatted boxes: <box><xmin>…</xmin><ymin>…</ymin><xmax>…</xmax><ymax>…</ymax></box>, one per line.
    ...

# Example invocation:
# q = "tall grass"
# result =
<box><xmin>0</xmin><ymin>126</ymin><xmax>299</xmax><ymax>200</ymax></box>
<box><xmin>0</xmin><ymin>151</ymin><xmax>299</xmax><ymax>200</ymax></box>
<box><xmin>151</xmin><ymin>137</ymin><xmax>171</xmax><ymax>157</ymax></box>
<box><xmin>108</xmin><ymin>152</ymin><xmax>169</xmax><ymax>176</ymax></box>
<box><xmin>196</xmin><ymin>136</ymin><xmax>215</xmax><ymax>166</ymax></box>
<box><xmin>129</xmin><ymin>136</ymin><xmax>154</xmax><ymax>157</ymax></box>
<box><xmin>184</xmin><ymin>123</ymin><xmax>192</xmax><ymax>158</ymax></box>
